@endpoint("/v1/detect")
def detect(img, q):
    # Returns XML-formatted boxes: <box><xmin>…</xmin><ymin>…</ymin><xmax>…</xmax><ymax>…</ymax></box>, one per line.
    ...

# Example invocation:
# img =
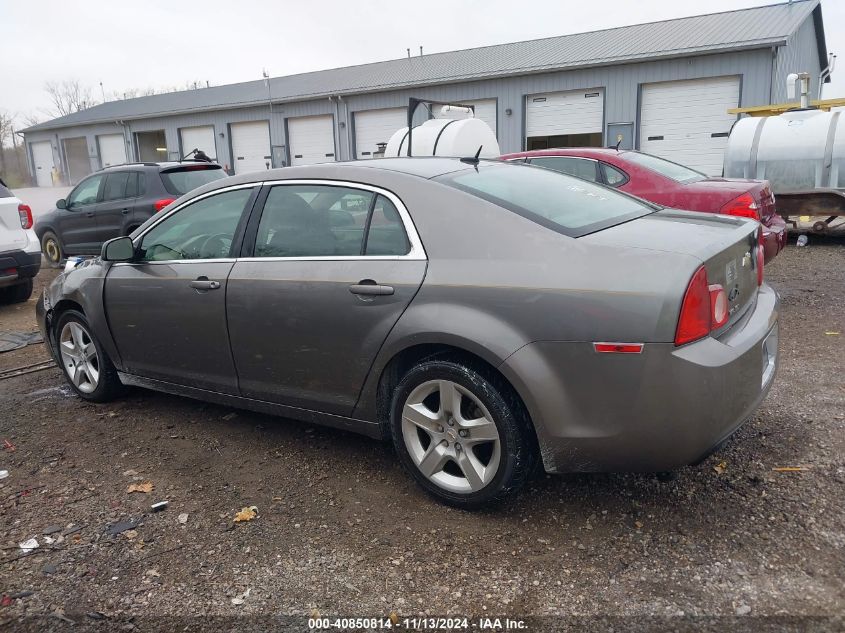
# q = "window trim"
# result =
<box><xmin>238</xmin><ymin>179</ymin><xmax>426</xmax><ymax>262</ymax></box>
<box><xmin>116</xmin><ymin>182</ymin><xmax>260</xmax><ymax>266</ymax></box>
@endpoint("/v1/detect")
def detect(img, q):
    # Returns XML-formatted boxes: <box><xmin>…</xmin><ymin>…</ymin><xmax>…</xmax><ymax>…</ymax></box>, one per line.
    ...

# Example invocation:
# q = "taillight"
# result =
<box><xmin>18</xmin><ymin>204</ymin><xmax>33</xmax><ymax>229</ymax></box>
<box><xmin>721</xmin><ymin>193</ymin><xmax>760</xmax><ymax>221</ymax></box>
<box><xmin>675</xmin><ymin>266</ymin><xmax>729</xmax><ymax>346</ymax></box>
<box><xmin>154</xmin><ymin>198</ymin><xmax>175</xmax><ymax>212</ymax></box>
<box><xmin>709</xmin><ymin>284</ymin><xmax>728</xmax><ymax>328</ymax></box>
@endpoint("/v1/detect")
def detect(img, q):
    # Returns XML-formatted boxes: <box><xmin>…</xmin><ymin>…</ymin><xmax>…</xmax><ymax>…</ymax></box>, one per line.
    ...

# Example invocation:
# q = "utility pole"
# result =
<box><xmin>100</xmin><ymin>81</ymin><xmax>106</xmax><ymax>102</ymax></box>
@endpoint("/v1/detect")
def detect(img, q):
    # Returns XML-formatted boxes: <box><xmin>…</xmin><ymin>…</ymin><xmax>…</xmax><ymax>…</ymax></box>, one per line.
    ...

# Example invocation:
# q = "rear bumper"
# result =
<box><xmin>762</xmin><ymin>214</ymin><xmax>787</xmax><ymax>262</ymax></box>
<box><xmin>0</xmin><ymin>248</ymin><xmax>41</xmax><ymax>288</ymax></box>
<box><xmin>501</xmin><ymin>283</ymin><xmax>779</xmax><ymax>473</ymax></box>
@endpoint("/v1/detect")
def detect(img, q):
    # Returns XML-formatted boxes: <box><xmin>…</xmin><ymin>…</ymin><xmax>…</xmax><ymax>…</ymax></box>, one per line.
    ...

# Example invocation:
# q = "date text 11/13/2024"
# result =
<box><xmin>308</xmin><ymin>616</ymin><xmax>528</xmax><ymax>630</ymax></box>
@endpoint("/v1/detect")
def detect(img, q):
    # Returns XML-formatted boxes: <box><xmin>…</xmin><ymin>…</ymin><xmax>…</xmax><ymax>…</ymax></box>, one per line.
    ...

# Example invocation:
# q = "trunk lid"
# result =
<box><xmin>683</xmin><ymin>178</ymin><xmax>776</xmax><ymax>222</ymax></box>
<box><xmin>583</xmin><ymin>209</ymin><xmax>761</xmax><ymax>330</ymax></box>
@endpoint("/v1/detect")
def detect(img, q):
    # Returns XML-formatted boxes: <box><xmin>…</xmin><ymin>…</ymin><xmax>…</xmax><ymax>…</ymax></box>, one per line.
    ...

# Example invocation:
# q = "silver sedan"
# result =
<box><xmin>37</xmin><ymin>158</ymin><xmax>778</xmax><ymax>507</ymax></box>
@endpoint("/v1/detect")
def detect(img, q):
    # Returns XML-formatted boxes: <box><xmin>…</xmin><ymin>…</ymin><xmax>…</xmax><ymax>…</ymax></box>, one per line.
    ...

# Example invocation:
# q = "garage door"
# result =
<box><xmin>288</xmin><ymin>115</ymin><xmax>335</xmax><ymax>166</ymax></box>
<box><xmin>354</xmin><ymin>108</ymin><xmax>407</xmax><ymax>159</ymax></box>
<box><xmin>639</xmin><ymin>76</ymin><xmax>740</xmax><ymax>175</ymax></box>
<box><xmin>526</xmin><ymin>89</ymin><xmax>604</xmax><ymax>150</ymax></box>
<box><xmin>62</xmin><ymin>137</ymin><xmax>92</xmax><ymax>185</ymax></box>
<box><xmin>230</xmin><ymin>121</ymin><xmax>271</xmax><ymax>174</ymax></box>
<box><xmin>98</xmin><ymin>134</ymin><xmax>126</xmax><ymax>168</ymax></box>
<box><xmin>180</xmin><ymin>126</ymin><xmax>216</xmax><ymax>160</ymax></box>
<box><xmin>31</xmin><ymin>141</ymin><xmax>54</xmax><ymax>187</ymax></box>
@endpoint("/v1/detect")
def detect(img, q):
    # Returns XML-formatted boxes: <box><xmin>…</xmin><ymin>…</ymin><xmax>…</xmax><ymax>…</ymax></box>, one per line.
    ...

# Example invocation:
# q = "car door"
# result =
<box><xmin>60</xmin><ymin>174</ymin><xmax>105</xmax><ymax>253</ymax></box>
<box><xmin>528</xmin><ymin>156</ymin><xmax>600</xmax><ymax>183</ymax></box>
<box><xmin>226</xmin><ymin>181</ymin><xmax>427</xmax><ymax>415</ymax></box>
<box><xmin>103</xmin><ymin>184</ymin><xmax>258</xmax><ymax>393</ymax></box>
<box><xmin>96</xmin><ymin>171</ymin><xmax>136</xmax><ymax>241</ymax></box>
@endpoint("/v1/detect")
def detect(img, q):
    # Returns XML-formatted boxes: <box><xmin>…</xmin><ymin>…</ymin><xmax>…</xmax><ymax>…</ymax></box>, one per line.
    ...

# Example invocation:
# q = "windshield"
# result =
<box><xmin>160</xmin><ymin>166</ymin><xmax>226</xmax><ymax>196</ymax></box>
<box><xmin>437</xmin><ymin>163</ymin><xmax>655</xmax><ymax>237</ymax></box>
<box><xmin>624</xmin><ymin>152</ymin><xmax>706</xmax><ymax>183</ymax></box>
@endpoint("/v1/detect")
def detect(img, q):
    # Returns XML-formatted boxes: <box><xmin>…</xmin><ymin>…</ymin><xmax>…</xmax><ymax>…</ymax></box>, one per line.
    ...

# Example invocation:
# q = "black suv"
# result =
<box><xmin>34</xmin><ymin>161</ymin><xmax>227</xmax><ymax>265</ymax></box>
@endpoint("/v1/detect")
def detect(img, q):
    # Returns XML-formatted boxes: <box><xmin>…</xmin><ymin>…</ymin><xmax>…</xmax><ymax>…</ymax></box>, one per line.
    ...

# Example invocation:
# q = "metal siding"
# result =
<box><xmin>22</xmin><ymin>48</ymin><xmax>777</xmax><ymax>170</ymax></box>
<box><xmin>774</xmin><ymin>14</ymin><xmax>823</xmax><ymax>102</ymax></box>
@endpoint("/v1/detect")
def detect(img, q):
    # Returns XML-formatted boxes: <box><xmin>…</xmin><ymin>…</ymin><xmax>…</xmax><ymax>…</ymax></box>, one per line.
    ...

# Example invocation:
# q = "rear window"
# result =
<box><xmin>159</xmin><ymin>166</ymin><xmax>226</xmax><ymax>196</ymax></box>
<box><xmin>623</xmin><ymin>152</ymin><xmax>705</xmax><ymax>184</ymax></box>
<box><xmin>437</xmin><ymin>163</ymin><xmax>654</xmax><ymax>237</ymax></box>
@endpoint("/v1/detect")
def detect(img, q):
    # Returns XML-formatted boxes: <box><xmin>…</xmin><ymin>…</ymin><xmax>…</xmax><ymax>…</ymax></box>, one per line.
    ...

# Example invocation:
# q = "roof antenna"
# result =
<box><xmin>460</xmin><ymin>145</ymin><xmax>483</xmax><ymax>167</ymax></box>
<box><xmin>615</xmin><ymin>138</ymin><xmax>622</xmax><ymax>151</ymax></box>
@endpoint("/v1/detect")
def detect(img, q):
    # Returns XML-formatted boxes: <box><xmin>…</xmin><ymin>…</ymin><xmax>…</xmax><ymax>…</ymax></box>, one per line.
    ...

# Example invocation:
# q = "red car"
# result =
<box><xmin>500</xmin><ymin>148</ymin><xmax>787</xmax><ymax>262</ymax></box>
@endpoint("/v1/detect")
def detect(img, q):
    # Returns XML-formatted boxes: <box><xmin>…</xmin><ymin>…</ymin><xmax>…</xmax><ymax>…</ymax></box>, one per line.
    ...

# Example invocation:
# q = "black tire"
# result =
<box><xmin>41</xmin><ymin>231</ymin><xmax>63</xmax><ymax>267</ymax></box>
<box><xmin>390</xmin><ymin>359</ymin><xmax>538</xmax><ymax>509</ymax></box>
<box><xmin>54</xmin><ymin>309</ymin><xmax>125</xmax><ymax>403</ymax></box>
<box><xmin>0</xmin><ymin>279</ymin><xmax>33</xmax><ymax>304</ymax></box>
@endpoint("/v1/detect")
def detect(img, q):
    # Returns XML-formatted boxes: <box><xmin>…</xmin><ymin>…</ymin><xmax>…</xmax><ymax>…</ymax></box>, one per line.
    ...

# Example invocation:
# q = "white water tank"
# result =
<box><xmin>384</xmin><ymin>117</ymin><xmax>500</xmax><ymax>158</ymax></box>
<box><xmin>724</xmin><ymin>109</ymin><xmax>845</xmax><ymax>192</ymax></box>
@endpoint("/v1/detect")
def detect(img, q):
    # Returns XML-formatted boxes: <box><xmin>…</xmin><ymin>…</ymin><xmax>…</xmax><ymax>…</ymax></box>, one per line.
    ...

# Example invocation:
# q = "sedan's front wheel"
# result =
<box><xmin>55</xmin><ymin>310</ymin><xmax>124</xmax><ymax>402</ymax></box>
<box><xmin>391</xmin><ymin>359</ymin><xmax>537</xmax><ymax>508</ymax></box>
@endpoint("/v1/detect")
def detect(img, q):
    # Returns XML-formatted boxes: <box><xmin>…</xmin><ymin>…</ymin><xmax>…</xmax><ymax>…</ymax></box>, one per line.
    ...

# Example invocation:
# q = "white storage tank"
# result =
<box><xmin>384</xmin><ymin>115</ymin><xmax>500</xmax><ymax>158</ymax></box>
<box><xmin>724</xmin><ymin>109</ymin><xmax>842</xmax><ymax>192</ymax></box>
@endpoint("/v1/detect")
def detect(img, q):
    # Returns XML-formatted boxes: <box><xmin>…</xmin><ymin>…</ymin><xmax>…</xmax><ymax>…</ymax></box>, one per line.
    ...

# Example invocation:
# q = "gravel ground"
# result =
<box><xmin>0</xmin><ymin>238</ymin><xmax>843</xmax><ymax>632</ymax></box>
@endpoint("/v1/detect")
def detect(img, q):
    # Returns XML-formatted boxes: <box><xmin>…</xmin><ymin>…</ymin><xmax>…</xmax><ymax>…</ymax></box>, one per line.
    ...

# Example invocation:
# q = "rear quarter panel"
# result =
<box><xmin>352</xmin><ymin>176</ymin><xmax>700</xmax><ymax>421</ymax></box>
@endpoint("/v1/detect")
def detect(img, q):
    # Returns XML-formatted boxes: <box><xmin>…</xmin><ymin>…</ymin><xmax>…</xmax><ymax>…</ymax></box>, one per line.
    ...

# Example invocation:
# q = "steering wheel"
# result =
<box><xmin>198</xmin><ymin>233</ymin><xmax>233</xmax><ymax>259</ymax></box>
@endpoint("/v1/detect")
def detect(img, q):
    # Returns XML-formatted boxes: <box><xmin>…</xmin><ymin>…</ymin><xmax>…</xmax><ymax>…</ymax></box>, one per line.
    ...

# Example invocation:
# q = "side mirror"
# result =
<box><xmin>101</xmin><ymin>236</ymin><xmax>135</xmax><ymax>262</ymax></box>
<box><xmin>56</xmin><ymin>199</ymin><xmax>67</xmax><ymax>209</ymax></box>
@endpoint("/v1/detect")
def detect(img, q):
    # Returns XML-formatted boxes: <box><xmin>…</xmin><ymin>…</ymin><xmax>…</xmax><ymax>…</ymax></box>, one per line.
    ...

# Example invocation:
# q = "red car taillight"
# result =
<box><xmin>721</xmin><ymin>193</ymin><xmax>760</xmax><ymax>221</ymax></box>
<box><xmin>18</xmin><ymin>204</ymin><xmax>33</xmax><ymax>229</ymax></box>
<box><xmin>154</xmin><ymin>198</ymin><xmax>175</xmax><ymax>212</ymax></box>
<box><xmin>675</xmin><ymin>266</ymin><xmax>729</xmax><ymax>346</ymax></box>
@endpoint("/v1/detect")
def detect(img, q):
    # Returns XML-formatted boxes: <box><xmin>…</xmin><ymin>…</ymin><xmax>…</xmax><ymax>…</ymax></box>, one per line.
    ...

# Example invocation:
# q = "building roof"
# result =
<box><xmin>24</xmin><ymin>0</ymin><xmax>824</xmax><ymax>133</ymax></box>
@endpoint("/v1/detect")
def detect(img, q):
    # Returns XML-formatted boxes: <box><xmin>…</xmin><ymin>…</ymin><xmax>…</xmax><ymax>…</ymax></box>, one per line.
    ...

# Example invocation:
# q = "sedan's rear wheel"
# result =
<box><xmin>55</xmin><ymin>310</ymin><xmax>124</xmax><ymax>402</ymax></box>
<box><xmin>391</xmin><ymin>359</ymin><xmax>536</xmax><ymax>508</ymax></box>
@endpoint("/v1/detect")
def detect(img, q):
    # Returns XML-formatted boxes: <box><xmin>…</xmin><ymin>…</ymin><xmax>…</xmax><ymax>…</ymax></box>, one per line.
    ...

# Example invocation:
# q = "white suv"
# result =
<box><xmin>0</xmin><ymin>178</ymin><xmax>41</xmax><ymax>303</ymax></box>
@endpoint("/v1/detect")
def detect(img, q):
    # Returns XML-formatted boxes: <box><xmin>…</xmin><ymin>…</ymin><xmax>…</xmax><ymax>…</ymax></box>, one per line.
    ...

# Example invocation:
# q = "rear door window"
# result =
<box><xmin>438</xmin><ymin>163</ymin><xmax>655</xmax><ymax>237</ymax></box>
<box><xmin>125</xmin><ymin>172</ymin><xmax>143</xmax><ymax>198</ymax></box>
<box><xmin>252</xmin><ymin>185</ymin><xmax>411</xmax><ymax>257</ymax></box>
<box><xmin>159</xmin><ymin>166</ymin><xmax>227</xmax><ymax>196</ymax></box>
<box><xmin>529</xmin><ymin>156</ymin><xmax>599</xmax><ymax>182</ymax></box>
<box><xmin>103</xmin><ymin>172</ymin><xmax>130</xmax><ymax>201</ymax></box>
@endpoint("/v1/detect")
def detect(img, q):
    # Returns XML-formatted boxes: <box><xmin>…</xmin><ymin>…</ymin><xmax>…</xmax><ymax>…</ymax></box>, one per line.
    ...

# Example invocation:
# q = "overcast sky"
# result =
<box><xmin>2</xmin><ymin>0</ymin><xmax>842</xmax><ymax>121</ymax></box>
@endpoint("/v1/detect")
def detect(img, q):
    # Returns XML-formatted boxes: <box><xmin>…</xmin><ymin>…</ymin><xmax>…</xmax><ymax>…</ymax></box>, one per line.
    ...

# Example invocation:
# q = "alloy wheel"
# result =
<box><xmin>44</xmin><ymin>238</ymin><xmax>61</xmax><ymax>263</ymax></box>
<box><xmin>401</xmin><ymin>379</ymin><xmax>501</xmax><ymax>493</ymax></box>
<box><xmin>58</xmin><ymin>321</ymin><xmax>100</xmax><ymax>394</ymax></box>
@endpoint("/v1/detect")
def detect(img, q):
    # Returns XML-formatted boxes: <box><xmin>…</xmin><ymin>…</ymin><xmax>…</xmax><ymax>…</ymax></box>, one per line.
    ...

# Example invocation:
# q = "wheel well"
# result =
<box><xmin>375</xmin><ymin>343</ymin><xmax>537</xmax><ymax>446</ymax></box>
<box><xmin>51</xmin><ymin>300</ymin><xmax>84</xmax><ymax>327</ymax></box>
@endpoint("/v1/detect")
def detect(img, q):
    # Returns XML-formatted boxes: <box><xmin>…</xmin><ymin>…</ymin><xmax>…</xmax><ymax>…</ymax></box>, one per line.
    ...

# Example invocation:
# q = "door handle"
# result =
<box><xmin>121</xmin><ymin>208</ymin><xmax>130</xmax><ymax>215</ymax></box>
<box><xmin>349</xmin><ymin>280</ymin><xmax>394</xmax><ymax>296</ymax></box>
<box><xmin>85</xmin><ymin>211</ymin><xmax>95</xmax><ymax>218</ymax></box>
<box><xmin>189</xmin><ymin>277</ymin><xmax>221</xmax><ymax>291</ymax></box>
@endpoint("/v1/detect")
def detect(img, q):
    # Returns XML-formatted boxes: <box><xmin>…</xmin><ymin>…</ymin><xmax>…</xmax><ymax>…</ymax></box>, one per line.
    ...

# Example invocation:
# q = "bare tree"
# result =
<box><xmin>44</xmin><ymin>80</ymin><xmax>98</xmax><ymax>117</ymax></box>
<box><xmin>0</xmin><ymin>111</ymin><xmax>13</xmax><ymax>148</ymax></box>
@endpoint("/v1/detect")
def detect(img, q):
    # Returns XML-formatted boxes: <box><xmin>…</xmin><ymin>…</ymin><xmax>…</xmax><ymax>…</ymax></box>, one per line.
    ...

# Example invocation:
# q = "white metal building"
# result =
<box><xmin>22</xmin><ymin>0</ymin><xmax>829</xmax><ymax>182</ymax></box>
